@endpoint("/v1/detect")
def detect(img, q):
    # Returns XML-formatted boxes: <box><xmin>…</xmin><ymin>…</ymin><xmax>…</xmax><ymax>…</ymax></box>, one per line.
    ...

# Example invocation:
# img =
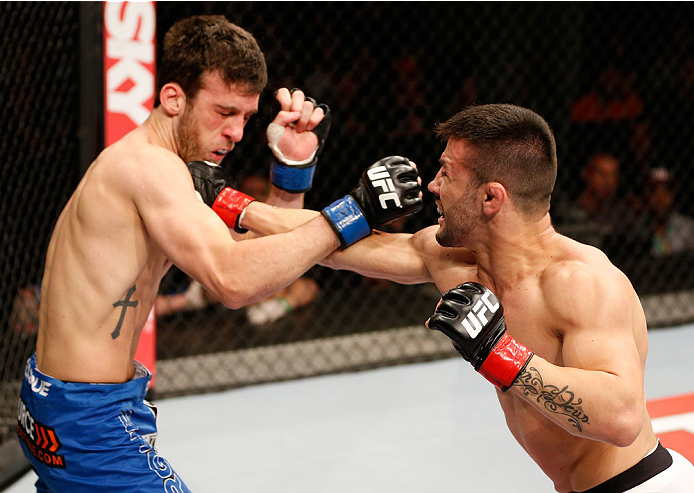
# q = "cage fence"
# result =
<box><xmin>2</xmin><ymin>2</ymin><xmax>694</xmax><ymax>461</ymax></box>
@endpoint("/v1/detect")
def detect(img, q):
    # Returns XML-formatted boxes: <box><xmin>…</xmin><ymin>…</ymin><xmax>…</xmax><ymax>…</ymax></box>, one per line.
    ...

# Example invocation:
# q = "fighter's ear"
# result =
<box><xmin>159</xmin><ymin>82</ymin><xmax>186</xmax><ymax>116</ymax></box>
<box><xmin>482</xmin><ymin>182</ymin><xmax>506</xmax><ymax>216</ymax></box>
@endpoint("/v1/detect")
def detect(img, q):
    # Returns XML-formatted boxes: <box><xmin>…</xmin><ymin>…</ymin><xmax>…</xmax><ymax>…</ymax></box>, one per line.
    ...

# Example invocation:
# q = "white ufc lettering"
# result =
<box><xmin>460</xmin><ymin>291</ymin><xmax>499</xmax><ymax>338</ymax></box>
<box><xmin>104</xmin><ymin>2</ymin><xmax>156</xmax><ymax>125</ymax></box>
<box><xmin>367</xmin><ymin>166</ymin><xmax>402</xmax><ymax>209</ymax></box>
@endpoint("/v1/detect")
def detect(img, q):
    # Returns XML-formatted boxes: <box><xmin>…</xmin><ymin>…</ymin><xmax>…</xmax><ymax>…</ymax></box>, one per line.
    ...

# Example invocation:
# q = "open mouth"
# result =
<box><xmin>212</xmin><ymin>148</ymin><xmax>230</xmax><ymax>158</ymax></box>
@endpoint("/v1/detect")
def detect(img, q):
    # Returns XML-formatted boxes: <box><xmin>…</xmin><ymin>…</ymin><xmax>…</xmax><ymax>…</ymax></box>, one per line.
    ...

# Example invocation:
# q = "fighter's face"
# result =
<box><xmin>428</xmin><ymin>139</ymin><xmax>482</xmax><ymax>248</ymax></box>
<box><xmin>176</xmin><ymin>71</ymin><xmax>259</xmax><ymax>164</ymax></box>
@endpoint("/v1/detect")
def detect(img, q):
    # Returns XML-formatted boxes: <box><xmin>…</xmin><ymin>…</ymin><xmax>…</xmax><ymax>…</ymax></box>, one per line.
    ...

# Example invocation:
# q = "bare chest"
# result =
<box><xmin>498</xmin><ymin>290</ymin><xmax>564</xmax><ymax>365</ymax></box>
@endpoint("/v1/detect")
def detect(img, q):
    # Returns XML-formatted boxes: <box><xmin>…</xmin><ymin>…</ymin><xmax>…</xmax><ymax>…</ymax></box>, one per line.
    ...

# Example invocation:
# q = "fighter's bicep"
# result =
<box><xmin>557</xmin><ymin>271</ymin><xmax>642</xmax><ymax>379</ymax></box>
<box><xmin>131</xmin><ymin>160</ymin><xmax>233</xmax><ymax>280</ymax></box>
<box><xmin>148</xmin><ymin>194</ymin><xmax>230</xmax><ymax>258</ymax></box>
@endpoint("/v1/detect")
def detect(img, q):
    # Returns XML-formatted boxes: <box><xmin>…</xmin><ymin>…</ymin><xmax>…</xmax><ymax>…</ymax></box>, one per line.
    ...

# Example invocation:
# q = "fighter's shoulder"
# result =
<box><xmin>104</xmin><ymin>137</ymin><xmax>182</xmax><ymax>170</ymax></box>
<box><xmin>541</xmin><ymin>241</ymin><xmax>635</xmax><ymax>323</ymax></box>
<box><xmin>96</xmin><ymin>138</ymin><xmax>187</xmax><ymax>189</ymax></box>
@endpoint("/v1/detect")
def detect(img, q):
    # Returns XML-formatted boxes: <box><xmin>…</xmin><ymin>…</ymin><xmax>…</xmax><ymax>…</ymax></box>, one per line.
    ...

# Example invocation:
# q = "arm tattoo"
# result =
<box><xmin>513</xmin><ymin>366</ymin><xmax>590</xmax><ymax>432</ymax></box>
<box><xmin>111</xmin><ymin>285</ymin><xmax>138</xmax><ymax>339</ymax></box>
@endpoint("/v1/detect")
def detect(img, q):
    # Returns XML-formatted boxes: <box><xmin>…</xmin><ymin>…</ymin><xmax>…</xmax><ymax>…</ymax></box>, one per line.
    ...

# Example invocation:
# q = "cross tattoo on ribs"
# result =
<box><xmin>111</xmin><ymin>285</ymin><xmax>138</xmax><ymax>339</ymax></box>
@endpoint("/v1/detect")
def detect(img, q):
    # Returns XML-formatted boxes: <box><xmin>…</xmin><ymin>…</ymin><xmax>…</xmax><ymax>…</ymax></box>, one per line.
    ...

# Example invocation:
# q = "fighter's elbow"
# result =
<box><xmin>219</xmin><ymin>295</ymin><xmax>246</xmax><ymax>311</ymax></box>
<box><xmin>601</xmin><ymin>406</ymin><xmax>644</xmax><ymax>447</ymax></box>
<box><xmin>218</xmin><ymin>287</ymin><xmax>255</xmax><ymax>310</ymax></box>
<box><xmin>207</xmin><ymin>275</ymin><xmax>253</xmax><ymax>310</ymax></box>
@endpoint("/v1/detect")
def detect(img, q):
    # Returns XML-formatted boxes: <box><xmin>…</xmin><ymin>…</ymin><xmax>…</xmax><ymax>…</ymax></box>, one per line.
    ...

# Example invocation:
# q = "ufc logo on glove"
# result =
<box><xmin>321</xmin><ymin>156</ymin><xmax>422</xmax><ymax>247</ymax></box>
<box><xmin>428</xmin><ymin>283</ymin><xmax>533</xmax><ymax>392</ymax></box>
<box><xmin>367</xmin><ymin>166</ymin><xmax>402</xmax><ymax>209</ymax></box>
<box><xmin>461</xmin><ymin>291</ymin><xmax>500</xmax><ymax>338</ymax></box>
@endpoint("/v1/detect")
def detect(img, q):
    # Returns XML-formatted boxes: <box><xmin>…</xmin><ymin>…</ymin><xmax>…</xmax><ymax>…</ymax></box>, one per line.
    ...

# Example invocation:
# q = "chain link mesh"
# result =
<box><xmin>1</xmin><ymin>2</ymin><xmax>80</xmax><ymax>449</ymax></box>
<box><xmin>2</xmin><ymin>2</ymin><xmax>694</xmax><ymax>448</ymax></box>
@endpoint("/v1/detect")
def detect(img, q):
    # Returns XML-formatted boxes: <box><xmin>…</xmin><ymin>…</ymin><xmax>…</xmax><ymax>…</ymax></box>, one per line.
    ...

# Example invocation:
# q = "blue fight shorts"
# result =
<box><xmin>17</xmin><ymin>354</ymin><xmax>190</xmax><ymax>493</ymax></box>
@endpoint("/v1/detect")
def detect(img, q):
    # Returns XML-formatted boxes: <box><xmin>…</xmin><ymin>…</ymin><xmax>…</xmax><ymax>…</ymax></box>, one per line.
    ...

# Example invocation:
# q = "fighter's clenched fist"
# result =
<box><xmin>267</xmin><ymin>88</ymin><xmax>331</xmax><ymax>192</ymax></box>
<box><xmin>427</xmin><ymin>282</ymin><xmax>534</xmax><ymax>392</ymax></box>
<box><xmin>322</xmin><ymin>156</ymin><xmax>423</xmax><ymax>247</ymax></box>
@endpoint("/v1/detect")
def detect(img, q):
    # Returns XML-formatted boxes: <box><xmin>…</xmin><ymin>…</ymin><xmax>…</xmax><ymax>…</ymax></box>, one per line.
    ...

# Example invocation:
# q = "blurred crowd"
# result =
<box><xmin>8</xmin><ymin>8</ymin><xmax>694</xmax><ymax>336</ymax></box>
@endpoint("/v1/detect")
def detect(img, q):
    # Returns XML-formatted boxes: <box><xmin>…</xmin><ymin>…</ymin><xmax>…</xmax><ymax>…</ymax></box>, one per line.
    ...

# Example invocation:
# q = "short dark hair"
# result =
<box><xmin>435</xmin><ymin>104</ymin><xmax>557</xmax><ymax>218</ymax></box>
<box><xmin>156</xmin><ymin>15</ymin><xmax>267</xmax><ymax>105</ymax></box>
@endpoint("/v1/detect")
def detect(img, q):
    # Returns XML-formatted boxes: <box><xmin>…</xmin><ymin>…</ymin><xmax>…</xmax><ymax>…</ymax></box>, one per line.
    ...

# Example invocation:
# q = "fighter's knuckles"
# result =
<box><xmin>290</xmin><ymin>90</ymin><xmax>305</xmax><ymax>111</ymax></box>
<box><xmin>272</xmin><ymin>109</ymin><xmax>301</xmax><ymax>126</ymax></box>
<box><xmin>446</xmin><ymin>289</ymin><xmax>472</xmax><ymax>306</ymax></box>
<box><xmin>384</xmin><ymin>155</ymin><xmax>409</xmax><ymax>166</ymax></box>
<box><xmin>310</xmin><ymin>105</ymin><xmax>325</xmax><ymax>121</ymax></box>
<box><xmin>275</xmin><ymin>88</ymin><xmax>292</xmax><ymax>107</ymax></box>
<box><xmin>296</xmin><ymin>101</ymin><xmax>314</xmax><ymax>129</ymax></box>
<box><xmin>395</xmin><ymin>166</ymin><xmax>419</xmax><ymax>183</ymax></box>
<box><xmin>305</xmin><ymin>111</ymin><xmax>324</xmax><ymax>132</ymax></box>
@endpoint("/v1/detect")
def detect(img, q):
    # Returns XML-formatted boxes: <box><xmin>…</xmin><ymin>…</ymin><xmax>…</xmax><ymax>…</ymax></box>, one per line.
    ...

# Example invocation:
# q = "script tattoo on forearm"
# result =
<box><xmin>111</xmin><ymin>285</ymin><xmax>138</xmax><ymax>339</ymax></box>
<box><xmin>513</xmin><ymin>366</ymin><xmax>590</xmax><ymax>432</ymax></box>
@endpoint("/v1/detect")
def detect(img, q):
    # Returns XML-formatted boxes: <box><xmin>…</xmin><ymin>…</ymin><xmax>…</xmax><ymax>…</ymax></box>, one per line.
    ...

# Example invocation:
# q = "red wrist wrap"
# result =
<box><xmin>211</xmin><ymin>188</ymin><xmax>254</xmax><ymax>229</ymax></box>
<box><xmin>478</xmin><ymin>333</ymin><xmax>533</xmax><ymax>392</ymax></box>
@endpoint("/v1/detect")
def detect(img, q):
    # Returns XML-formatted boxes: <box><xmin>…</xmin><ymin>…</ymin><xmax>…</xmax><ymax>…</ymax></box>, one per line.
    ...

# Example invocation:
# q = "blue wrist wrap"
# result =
<box><xmin>270</xmin><ymin>160</ymin><xmax>316</xmax><ymax>193</ymax></box>
<box><xmin>321</xmin><ymin>195</ymin><xmax>371</xmax><ymax>247</ymax></box>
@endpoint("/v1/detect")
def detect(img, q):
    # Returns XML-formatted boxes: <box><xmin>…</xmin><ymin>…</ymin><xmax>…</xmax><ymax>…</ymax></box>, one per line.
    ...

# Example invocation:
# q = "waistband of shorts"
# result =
<box><xmin>574</xmin><ymin>441</ymin><xmax>673</xmax><ymax>493</ymax></box>
<box><xmin>22</xmin><ymin>354</ymin><xmax>151</xmax><ymax>408</ymax></box>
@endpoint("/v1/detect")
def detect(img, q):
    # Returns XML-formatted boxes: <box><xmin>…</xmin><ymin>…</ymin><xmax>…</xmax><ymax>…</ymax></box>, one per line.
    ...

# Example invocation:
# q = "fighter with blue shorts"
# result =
<box><xmin>16</xmin><ymin>12</ymin><xmax>421</xmax><ymax>491</ymax></box>
<box><xmin>18</xmin><ymin>355</ymin><xmax>188</xmax><ymax>492</ymax></box>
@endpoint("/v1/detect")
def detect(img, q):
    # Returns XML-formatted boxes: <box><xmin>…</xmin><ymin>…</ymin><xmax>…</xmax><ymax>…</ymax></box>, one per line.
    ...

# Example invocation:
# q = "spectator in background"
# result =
<box><xmin>644</xmin><ymin>167</ymin><xmax>694</xmax><ymax>256</ymax></box>
<box><xmin>246</xmin><ymin>277</ymin><xmax>320</xmax><ymax>326</ymax></box>
<box><xmin>391</xmin><ymin>49</ymin><xmax>429</xmax><ymax>139</ymax></box>
<box><xmin>8</xmin><ymin>285</ymin><xmax>40</xmax><ymax>335</ymax></box>
<box><xmin>568</xmin><ymin>42</ymin><xmax>646</xmax><ymax>181</ymax></box>
<box><xmin>557</xmin><ymin>152</ymin><xmax>642</xmax><ymax>261</ymax></box>
<box><xmin>154</xmin><ymin>279</ymin><xmax>212</xmax><ymax>318</ymax></box>
<box><xmin>570</xmin><ymin>65</ymin><xmax>643</xmax><ymax>124</ymax></box>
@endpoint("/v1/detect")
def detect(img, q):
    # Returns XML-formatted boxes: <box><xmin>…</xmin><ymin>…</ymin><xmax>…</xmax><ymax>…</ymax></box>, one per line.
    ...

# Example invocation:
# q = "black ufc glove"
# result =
<box><xmin>321</xmin><ymin>156</ymin><xmax>422</xmax><ymax>247</ymax></box>
<box><xmin>427</xmin><ymin>282</ymin><xmax>534</xmax><ymax>392</ymax></box>
<box><xmin>187</xmin><ymin>161</ymin><xmax>254</xmax><ymax>233</ymax></box>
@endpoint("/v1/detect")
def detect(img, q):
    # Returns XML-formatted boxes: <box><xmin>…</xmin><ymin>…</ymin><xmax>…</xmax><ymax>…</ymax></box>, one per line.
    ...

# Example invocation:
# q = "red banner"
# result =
<box><xmin>103</xmin><ymin>1</ymin><xmax>157</xmax><ymax>387</ymax></box>
<box><xmin>647</xmin><ymin>392</ymin><xmax>694</xmax><ymax>463</ymax></box>
<box><xmin>103</xmin><ymin>1</ymin><xmax>156</xmax><ymax>144</ymax></box>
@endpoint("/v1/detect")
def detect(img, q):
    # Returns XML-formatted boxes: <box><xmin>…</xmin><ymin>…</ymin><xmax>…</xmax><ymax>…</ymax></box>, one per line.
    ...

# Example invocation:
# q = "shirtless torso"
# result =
<box><xmin>36</xmin><ymin>131</ymin><xmax>177</xmax><ymax>383</ymax></box>
<box><xmin>240</xmin><ymin>103</ymin><xmax>689</xmax><ymax>492</ymax></box>
<box><xmin>345</xmin><ymin>224</ymin><xmax>656</xmax><ymax>492</ymax></box>
<box><xmin>242</xmin><ymin>209</ymin><xmax>657</xmax><ymax>492</ymax></box>
<box><xmin>35</xmin><ymin>80</ymin><xmax>339</xmax><ymax>384</ymax></box>
<box><xmin>424</xmin><ymin>228</ymin><xmax>655</xmax><ymax>492</ymax></box>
